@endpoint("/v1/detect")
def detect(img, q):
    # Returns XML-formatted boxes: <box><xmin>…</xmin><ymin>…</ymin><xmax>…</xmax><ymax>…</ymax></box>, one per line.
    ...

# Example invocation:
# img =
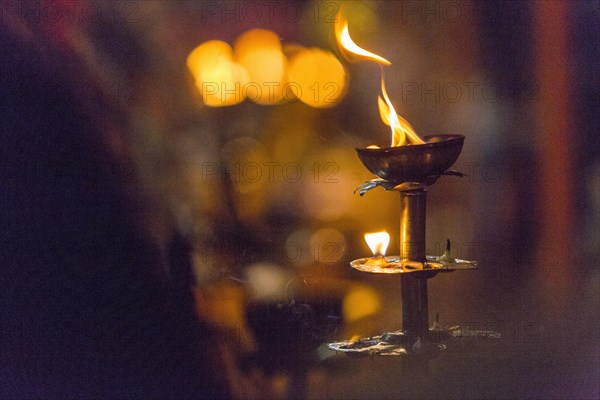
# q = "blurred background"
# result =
<box><xmin>1</xmin><ymin>0</ymin><xmax>598</xmax><ymax>398</ymax></box>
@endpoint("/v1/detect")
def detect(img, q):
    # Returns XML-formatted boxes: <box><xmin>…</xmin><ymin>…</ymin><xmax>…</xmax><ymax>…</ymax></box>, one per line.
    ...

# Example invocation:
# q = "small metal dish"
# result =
<box><xmin>356</xmin><ymin>135</ymin><xmax>464</xmax><ymax>183</ymax></box>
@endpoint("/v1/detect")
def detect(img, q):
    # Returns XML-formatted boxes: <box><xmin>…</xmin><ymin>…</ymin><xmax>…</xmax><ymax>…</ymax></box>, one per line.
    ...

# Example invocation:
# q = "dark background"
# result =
<box><xmin>1</xmin><ymin>1</ymin><xmax>598</xmax><ymax>399</ymax></box>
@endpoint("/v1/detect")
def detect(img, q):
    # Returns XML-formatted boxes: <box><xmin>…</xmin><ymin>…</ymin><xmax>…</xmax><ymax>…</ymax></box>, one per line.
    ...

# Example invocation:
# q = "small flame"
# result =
<box><xmin>335</xmin><ymin>8</ymin><xmax>424</xmax><ymax>146</ymax></box>
<box><xmin>364</xmin><ymin>231</ymin><xmax>390</xmax><ymax>256</ymax></box>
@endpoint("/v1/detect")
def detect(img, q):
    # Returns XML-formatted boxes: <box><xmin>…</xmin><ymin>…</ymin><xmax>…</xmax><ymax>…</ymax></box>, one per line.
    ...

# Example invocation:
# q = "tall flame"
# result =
<box><xmin>334</xmin><ymin>12</ymin><xmax>391</xmax><ymax>65</ymax></box>
<box><xmin>335</xmin><ymin>8</ymin><xmax>424</xmax><ymax>146</ymax></box>
<box><xmin>378</xmin><ymin>75</ymin><xmax>422</xmax><ymax>146</ymax></box>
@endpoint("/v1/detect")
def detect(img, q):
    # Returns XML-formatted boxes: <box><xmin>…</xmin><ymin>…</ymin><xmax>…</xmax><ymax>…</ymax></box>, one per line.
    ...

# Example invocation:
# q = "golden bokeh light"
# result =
<box><xmin>234</xmin><ymin>29</ymin><xmax>288</xmax><ymax>104</ymax></box>
<box><xmin>245</xmin><ymin>262</ymin><xmax>288</xmax><ymax>301</ymax></box>
<box><xmin>281</xmin><ymin>43</ymin><xmax>305</xmax><ymax>61</ymax></box>
<box><xmin>186</xmin><ymin>40</ymin><xmax>230</xmax><ymax>80</ymax></box>
<box><xmin>343</xmin><ymin>286</ymin><xmax>381</xmax><ymax>323</ymax></box>
<box><xmin>287</xmin><ymin>48</ymin><xmax>347</xmax><ymax>108</ymax></box>
<box><xmin>187</xmin><ymin>30</ymin><xmax>347</xmax><ymax>108</ymax></box>
<box><xmin>186</xmin><ymin>40</ymin><xmax>248</xmax><ymax>107</ymax></box>
<box><xmin>309</xmin><ymin>227</ymin><xmax>346</xmax><ymax>264</ymax></box>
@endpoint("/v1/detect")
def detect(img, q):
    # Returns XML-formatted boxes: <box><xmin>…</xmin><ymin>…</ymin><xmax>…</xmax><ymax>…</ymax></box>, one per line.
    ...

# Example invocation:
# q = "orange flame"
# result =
<box><xmin>378</xmin><ymin>75</ymin><xmax>422</xmax><ymax>146</ymax></box>
<box><xmin>335</xmin><ymin>8</ymin><xmax>424</xmax><ymax>146</ymax></box>
<box><xmin>334</xmin><ymin>11</ymin><xmax>391</xmax><ymax>65</ymax></box>
<box><xmin>364</xmin><ymin>231</ymin><xmax>390</xmax><ymax>256</ymax></box>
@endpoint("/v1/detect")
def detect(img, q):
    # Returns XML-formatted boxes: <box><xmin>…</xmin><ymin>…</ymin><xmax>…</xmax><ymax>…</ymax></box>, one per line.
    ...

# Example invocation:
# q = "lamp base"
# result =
<box><xmin>327</xmin><ymin>325</ymin><xmax>500</xmax><ymax>357</ymax></box>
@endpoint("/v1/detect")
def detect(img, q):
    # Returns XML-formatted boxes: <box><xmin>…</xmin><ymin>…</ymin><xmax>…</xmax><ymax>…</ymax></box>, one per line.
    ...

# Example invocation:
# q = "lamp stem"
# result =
<box><xmin>399</xmin><ymin>188</ymin><xmax>429</xmax><ymax>341</ymax></box>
